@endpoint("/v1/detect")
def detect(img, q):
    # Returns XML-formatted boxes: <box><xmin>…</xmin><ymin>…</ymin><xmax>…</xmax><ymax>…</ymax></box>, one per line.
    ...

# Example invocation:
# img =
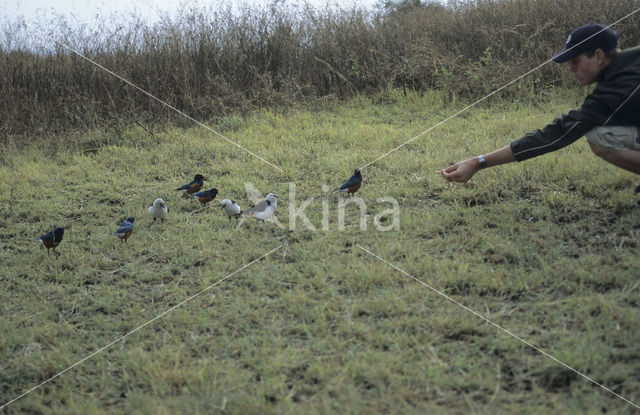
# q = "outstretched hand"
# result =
<box><xmin>440</xmin><ymin>145</ymin><xmax>516</xmax><ymax>183</ymax></box>
<box><xmin>440</xmin><ymin>158</ymin><xmax>479</xmax><ymax>183</ymax></box>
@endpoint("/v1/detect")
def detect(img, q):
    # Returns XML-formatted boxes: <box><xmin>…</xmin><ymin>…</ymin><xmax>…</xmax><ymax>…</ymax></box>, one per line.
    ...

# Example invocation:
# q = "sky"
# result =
<box><xmin>3</xmin><ymin>0</ymin><xmax>383</xmax><ymax>25</ymax></box>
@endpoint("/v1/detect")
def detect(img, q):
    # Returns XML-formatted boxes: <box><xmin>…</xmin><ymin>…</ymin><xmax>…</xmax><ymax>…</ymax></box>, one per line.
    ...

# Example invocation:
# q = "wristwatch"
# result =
<box><xmin>477</xmin><ymin>155</ymin><xmax>488</xmax><ymax>169</ymax></box>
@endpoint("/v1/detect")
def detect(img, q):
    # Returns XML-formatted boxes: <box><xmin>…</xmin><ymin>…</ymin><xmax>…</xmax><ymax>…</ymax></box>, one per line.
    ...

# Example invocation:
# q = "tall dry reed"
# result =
<box><xmin>1</xmin><ymin>0</ymin><xmax>638</xmax><ymax>137</ymax></box>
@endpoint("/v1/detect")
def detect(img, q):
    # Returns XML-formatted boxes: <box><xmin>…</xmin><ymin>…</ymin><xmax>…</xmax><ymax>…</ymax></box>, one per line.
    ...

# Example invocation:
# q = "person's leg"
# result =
<box><xmin>586</xmin><ymin>126</ymin><xmax>640</xmax><ymax>174</ymax></box>
<box><xmin>588</xmin><ymin>141</ymin><xmax>640</xmax><ymax>174</ymax></box>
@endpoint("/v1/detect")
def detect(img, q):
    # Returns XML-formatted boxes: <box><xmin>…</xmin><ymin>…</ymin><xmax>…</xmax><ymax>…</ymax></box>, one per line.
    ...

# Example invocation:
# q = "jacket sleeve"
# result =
<box><xmin>509</xmin><ymin>110</ymin><xmax>594</xmax><ymax>162</ymax></box>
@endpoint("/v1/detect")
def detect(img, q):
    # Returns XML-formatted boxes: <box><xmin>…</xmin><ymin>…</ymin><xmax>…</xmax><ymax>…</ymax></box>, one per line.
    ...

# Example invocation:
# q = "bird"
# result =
<box><xmin>243</xmin><ymin>193</ymin><xmax>277</xmax><ymax>222</ymax></box>
<box><xmin>175</xmin><ymin>174</ymin><xmax>205</xmax><ymax>197</ymax></box>
<box><xmin>113</xmin><ymin>217</ymin><xmax>135</xmax><ymax>243</ymax></box>
<box><xmin>38</xmin><ymin>227</ymin><xmax>64</xmax><ymax>256</ymax></box>
<box><xmin>336</xmin><ymin>169</ymin><xmax>362</xmax><ymax>195</ymax></box>
<box><xmin>148</xmin><ymin>198</ymin><xmax>168</xmax><ymax>222</ymax></box>
<box><xmin>192</xmin><ymin>188</ymin><xmax>218</xmax><ymax>206</ymax></box>
<box><xmin>220</xmin><ymin>199</ymin><xmax>242</xmax><ymax>221</ymax></box>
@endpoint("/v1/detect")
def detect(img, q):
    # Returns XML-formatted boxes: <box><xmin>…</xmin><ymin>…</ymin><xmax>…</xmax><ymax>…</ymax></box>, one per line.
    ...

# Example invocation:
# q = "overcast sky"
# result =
<box><xmin>3</xmin><ymin>0</ymin><xmax>383</xmax><ymax>24</ymax></box>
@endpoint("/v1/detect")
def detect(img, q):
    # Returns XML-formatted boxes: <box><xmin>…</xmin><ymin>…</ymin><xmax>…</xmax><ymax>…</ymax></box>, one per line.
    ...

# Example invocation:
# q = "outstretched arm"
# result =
<box><xmin>440</xmin><ymin>145</ymin><xmax>516</xmax><ymax>183</ymax></box>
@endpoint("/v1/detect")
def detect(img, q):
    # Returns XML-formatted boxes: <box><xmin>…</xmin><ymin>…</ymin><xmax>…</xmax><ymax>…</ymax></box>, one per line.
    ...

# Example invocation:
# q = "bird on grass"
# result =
<box><xmin>336</xmin><ymin>169</ymin><xmax>362</xmax><ymax>195</ymax></box>
<box><xmin>113</xmin><ymin>217</ymin><xmax>135</xmax><ymax>243</ymax></box>
<box><xmin>192</xmin><ymin>188</ymin><xmax>219</xmax><ymax>206</ymax></box>
<box><xmin>243</xmin><ymin>193</ymin><xmax>277</xmax><ymax>223</ymax></box>
<box><xmin>635</xmin><ymin>184</ymin><xmax>640</xmax><ymax>207</ymax></box>
<box><xmin>38</xmin><ymin>227</ymin><xmax>64</xmax><ymax>256</ymax></box>
<box><xmin>175</xmin><ymin>174</ymin><xmax>205</xmax><ymax>197</ymax></box>
<box><xmin>148</xmin><ymin>198</ymin><xmax>168</xmax><ymax>222</ymax></box>
<box><xmin>220</xmin><ymin>199</ymin><xmax>242</xmax><ymax>221</ymax></box>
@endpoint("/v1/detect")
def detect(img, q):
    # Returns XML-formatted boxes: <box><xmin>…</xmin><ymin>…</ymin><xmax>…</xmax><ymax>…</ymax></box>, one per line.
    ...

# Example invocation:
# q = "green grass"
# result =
<box><xmin>1</xmin><ymin>89</ymin><xmax>640</xmax><ymax>414</ymax></box>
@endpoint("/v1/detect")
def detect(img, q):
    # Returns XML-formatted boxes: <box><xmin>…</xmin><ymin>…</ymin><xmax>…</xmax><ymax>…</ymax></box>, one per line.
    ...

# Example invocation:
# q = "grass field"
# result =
<box><xmin>1</xmin><ymin>89</ymin><xmax>640</xmax><ymax>414</ymax></box>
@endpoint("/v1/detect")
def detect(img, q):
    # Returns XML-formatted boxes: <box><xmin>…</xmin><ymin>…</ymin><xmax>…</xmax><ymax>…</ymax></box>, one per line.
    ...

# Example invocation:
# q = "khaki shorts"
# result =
<box><xmin>585</xmin><ymin>126</ymin><xmax>640</xmax><ymax>151</ymax></box>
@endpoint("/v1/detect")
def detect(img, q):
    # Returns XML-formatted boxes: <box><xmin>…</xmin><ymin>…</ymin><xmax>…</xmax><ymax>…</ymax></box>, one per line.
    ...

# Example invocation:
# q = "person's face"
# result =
<box><xmin>569</xmin><ymin>50</ymin><xmax>607</xmax><ymax>86</ymax></box>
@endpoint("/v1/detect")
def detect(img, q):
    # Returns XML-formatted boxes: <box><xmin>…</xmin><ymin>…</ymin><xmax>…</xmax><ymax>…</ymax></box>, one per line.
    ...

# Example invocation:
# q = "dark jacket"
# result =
<box><xmin>510</xmin><ymin>45</ymin><xmax>640</xmax><ymax>161</ymax></box>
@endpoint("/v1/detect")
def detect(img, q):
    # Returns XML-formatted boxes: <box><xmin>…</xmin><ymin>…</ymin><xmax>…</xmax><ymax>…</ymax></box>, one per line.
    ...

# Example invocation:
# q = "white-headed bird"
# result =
<box><xmin>243</xmin><ymin>193</ymin><xmax>277</xmax><ymax>223</ymax></box>
<box><xmin>221</xmin><ymin>199</ymin><xmax>242</xmax><ymax>221</ymax></box>
<box><xmin>148</xmin><ymin>198</ymin><xmax>168</xmax><ymax>222</ymax></box>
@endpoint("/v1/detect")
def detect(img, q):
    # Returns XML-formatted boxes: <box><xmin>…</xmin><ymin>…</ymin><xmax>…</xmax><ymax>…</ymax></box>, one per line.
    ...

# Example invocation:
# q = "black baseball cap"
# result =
<box><xmin>552</xmin><ymin>23</ymin><xmax>618</xmax><ymax>63</ymax></box>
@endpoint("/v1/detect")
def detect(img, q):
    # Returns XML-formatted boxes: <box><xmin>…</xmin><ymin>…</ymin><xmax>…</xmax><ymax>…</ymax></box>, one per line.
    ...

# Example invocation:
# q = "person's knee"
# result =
<box><xmin>586</xmin><ymin>126</ymin><xmax>640</xmax><ymax>154</ymax></box>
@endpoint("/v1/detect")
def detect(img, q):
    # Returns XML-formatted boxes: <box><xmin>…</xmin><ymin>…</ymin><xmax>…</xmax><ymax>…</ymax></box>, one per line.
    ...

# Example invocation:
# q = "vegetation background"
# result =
<box><xmin>2</xmin><ymin>0</ymin><xmax>640</xmax><ymax>137</ymax></box>
<box><xmin>1</xmin><ymin>0</ymin><xmax>640</xmax><ymax>413</ymax></box>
